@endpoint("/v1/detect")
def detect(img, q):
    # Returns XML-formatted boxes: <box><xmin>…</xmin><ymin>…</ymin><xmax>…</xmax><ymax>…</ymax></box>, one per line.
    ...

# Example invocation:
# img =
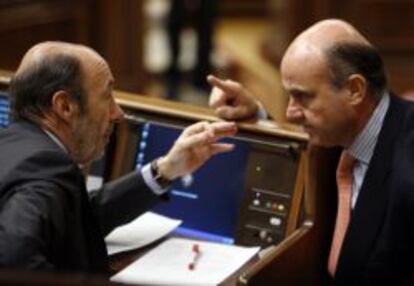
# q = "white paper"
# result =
<box><xmin>111</xmin><ymin>237</ymin><xmax>260</xmax><ymax>286</ymax></box>
<box><xmin>105</xmin><ymin>212</ymin><xmax>182</xmax><ymax>255</ymax></box>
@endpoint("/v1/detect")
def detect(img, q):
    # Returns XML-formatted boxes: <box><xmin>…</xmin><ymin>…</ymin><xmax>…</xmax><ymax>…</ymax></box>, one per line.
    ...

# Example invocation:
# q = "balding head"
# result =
<box><xmin>282</xmin><ymin>19</ymin><xmax>387</xmax><ymax>100</ymax></box>
<box><xmin>290</xmin><ymin>19</ymin><xmax>370</xmax><ymax>52</ymax></box>
<box><xmin>283</xmin><ymin>19</ymin><xmax>371</xmax><ymax>72</ymax></box>
<box><xmin>17</xmin><ymin>41</ymin><xmax>103</xmax><ymax>75</ymax></box>
<box><xmin>10</xmin><ymin>41</ymin><xmax>109</xmax><ymax>122</ymax></box>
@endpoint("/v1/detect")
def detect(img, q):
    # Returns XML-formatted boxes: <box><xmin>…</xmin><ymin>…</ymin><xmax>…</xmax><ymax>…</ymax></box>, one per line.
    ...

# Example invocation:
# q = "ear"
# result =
<box><xmin>51</xmin><ymin>90</ymin><xmax>79</xmax><ymax>123</ymax></box>
<box><xmin>345</xmin><ymin>74</ymin><xmax>367</xmax><ymax>106</ymax></box>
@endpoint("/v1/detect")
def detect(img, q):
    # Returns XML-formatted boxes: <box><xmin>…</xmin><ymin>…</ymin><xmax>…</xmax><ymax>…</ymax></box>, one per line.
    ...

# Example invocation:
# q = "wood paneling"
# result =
<box><xmin>219</xmin><ymin>0</ymin><xmax>268</xmax><ymax>17</ymax></box>
<box><xmin>333</xmin><ymin>1</ymin><xmax>414</xmax><ymax>51</ymax></box>
<box><xmin>0</xmin><ymin>0</ymin><xmax>145</xmax><ymax>94</ymax></box>
<box><xmin>90</xmin><ymin>0</ymin><xmax>145</xmax><ymax>93</ymax></box>
<box><xmin>267</xmin><ymin>0</ymin><xmax>414</xmax><ymax>93</ymax></box>
<box><xmin>0</xmin><ymin>0</ymin><xmax>90</xmax><ymax>70</ymax></box>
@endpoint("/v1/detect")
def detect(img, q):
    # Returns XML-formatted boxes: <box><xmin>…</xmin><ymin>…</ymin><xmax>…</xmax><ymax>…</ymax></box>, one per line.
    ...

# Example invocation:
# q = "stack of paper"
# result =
<box><xmin>111</xmin><ymin>237</ymin><xmax>260</xmax><ymax>286</ymax></box>
<box><xmin>105</xmin><ymin>212</ymin><xmax>182</xmax><ymax>255</ymax></box>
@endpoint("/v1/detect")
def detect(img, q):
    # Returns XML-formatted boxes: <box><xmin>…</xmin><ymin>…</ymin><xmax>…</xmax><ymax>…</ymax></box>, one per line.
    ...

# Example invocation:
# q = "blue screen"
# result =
<box><xmin>135</xmin><ymin>122</ymin><xmax>249</xmax><ymax>244</ymax></box>
<box><xmin>0</xmin><ymin>92</ymin><xmax>9</xmax><ymax>128</ymax></box>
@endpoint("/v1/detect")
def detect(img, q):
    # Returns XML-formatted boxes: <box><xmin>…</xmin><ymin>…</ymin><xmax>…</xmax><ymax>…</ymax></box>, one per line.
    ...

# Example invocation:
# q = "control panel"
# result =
<box><xmin>236</xmin><ymin>141</ymin><xmax>302</xmax><ymax>247</ymax></box>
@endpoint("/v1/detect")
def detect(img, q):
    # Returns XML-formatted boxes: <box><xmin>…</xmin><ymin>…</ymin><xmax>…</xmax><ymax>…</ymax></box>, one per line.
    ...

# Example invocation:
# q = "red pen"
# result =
<box><xmin>188</xmin><ymin>243</ymin><xmax>202</xmax><ymax>271</ymax></box>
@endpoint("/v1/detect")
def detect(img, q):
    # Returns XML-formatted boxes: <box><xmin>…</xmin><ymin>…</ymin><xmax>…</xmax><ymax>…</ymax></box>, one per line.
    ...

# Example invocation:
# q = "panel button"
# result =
<box><xmin>259</xmin><ymin>230</ymin><xmax>268</xmax><ymax>240</ymax></box>
<box><xmin>253</xmin><ymin>199</ymin><xmax>260</xmax><ymax>206</ymax></box>
<box><xmin>270</xmin><ymin>217</ymin><xmax>282</xmax><ymax>226</ymax></box>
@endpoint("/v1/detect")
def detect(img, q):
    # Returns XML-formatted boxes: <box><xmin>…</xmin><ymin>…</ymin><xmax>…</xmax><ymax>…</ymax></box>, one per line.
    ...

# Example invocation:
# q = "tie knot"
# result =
<box><xmin>337</xmin><ymin>151</ymin><xmax>356</xmax><ymax>175</ymax></box>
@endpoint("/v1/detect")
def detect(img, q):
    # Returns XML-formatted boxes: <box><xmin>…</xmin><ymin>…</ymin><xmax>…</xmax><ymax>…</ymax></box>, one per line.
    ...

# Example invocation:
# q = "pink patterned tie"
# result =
<box><xmin>328</xmin><ymin>151</ymin><xmax>356</xmax><ymax>276</ymax></box>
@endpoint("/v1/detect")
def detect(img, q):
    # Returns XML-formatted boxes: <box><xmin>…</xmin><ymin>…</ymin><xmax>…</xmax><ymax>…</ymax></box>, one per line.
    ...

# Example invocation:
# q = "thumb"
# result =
<box><xmin>216</xmin><ymin>106</ymin><xmax>245</xmax><ymax>120</ymax></box>
<box><xmin>209</xmin><ymin>87</ymin><xmax>227</xmax><ymax>108</ymax></box>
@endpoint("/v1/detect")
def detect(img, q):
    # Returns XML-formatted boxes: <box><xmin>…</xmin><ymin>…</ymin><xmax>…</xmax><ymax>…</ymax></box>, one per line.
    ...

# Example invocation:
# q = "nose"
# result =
<box><xmin>110</xmin><ymin>97</ymin><xmax>125</xmax><ymax>123</ymax></box>
<box><xmin>285</xmin><ymin>98</ymin><xmax>304</xmax><ymax>123</ymax></box>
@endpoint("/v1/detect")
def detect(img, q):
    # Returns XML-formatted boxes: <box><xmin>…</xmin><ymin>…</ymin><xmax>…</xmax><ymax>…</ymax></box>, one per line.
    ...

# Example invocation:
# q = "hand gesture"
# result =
<box><xmin>157</xmin><ymin>121</ymin><xmax>237</xmax><ymax>180</ymax></box>
<box><xmin>207</xmin><ymin>75</ymin><xmax>259</xmax><ymax>120</ymax></box>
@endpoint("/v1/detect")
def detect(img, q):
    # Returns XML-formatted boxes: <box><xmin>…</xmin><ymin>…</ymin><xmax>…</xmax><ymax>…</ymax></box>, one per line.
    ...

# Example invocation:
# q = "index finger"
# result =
<box><xmin>209</xmin><ymin>121</ymin><xmax>237</xmax><ymax>137</ymax></box>
<box><xmin>207</xmin><ymin>75</ymin><xmax>239</xmax><ymax>96</ymax></box>
<box><xmin>182</xmin><ymin>121</ymin><xmax>213</xmax><ymax>137</ymax></box>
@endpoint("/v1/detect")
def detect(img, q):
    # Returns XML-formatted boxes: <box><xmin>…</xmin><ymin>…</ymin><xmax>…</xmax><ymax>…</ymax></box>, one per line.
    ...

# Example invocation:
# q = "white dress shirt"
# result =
<box><xmin>346</xmin><ymin>92</ymin><xmax>390</xmax><ymax>208</ymax></box>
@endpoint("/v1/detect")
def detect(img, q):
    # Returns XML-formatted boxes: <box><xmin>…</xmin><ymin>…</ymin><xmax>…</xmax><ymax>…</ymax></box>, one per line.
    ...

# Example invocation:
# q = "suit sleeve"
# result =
<box><xmin>88</xmin><ymin>171</ymin><xmax>163</xmax><ymax>236</ymax></box>
<box><xmin>0</xmin><ymin>182</ymin><xmax>67</xmax><ymax>270</ymax></box>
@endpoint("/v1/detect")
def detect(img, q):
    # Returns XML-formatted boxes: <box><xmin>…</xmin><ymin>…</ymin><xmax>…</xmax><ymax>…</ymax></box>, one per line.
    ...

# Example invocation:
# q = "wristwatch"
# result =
<box><xmin>150</xmin><ymin>158</ymin><xmax>173</xmax><ymax>189</ymax></box>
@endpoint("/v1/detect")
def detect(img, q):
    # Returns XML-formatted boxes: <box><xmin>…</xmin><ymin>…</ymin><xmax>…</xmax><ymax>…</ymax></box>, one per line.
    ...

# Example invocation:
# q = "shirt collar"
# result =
<box><xmin>41</xmin><ymin>128</ymin><xmax>88</xmax><ymax>171</ymax></box>
<box><xmin>348</xmin><ymin>92</ymin><xmax>390</xmax><ymax>164</ymax></box>
<box><xmin>42</xmin><ymin>128</ymin><xmax>68</xmax><ymax>154</ymax></box>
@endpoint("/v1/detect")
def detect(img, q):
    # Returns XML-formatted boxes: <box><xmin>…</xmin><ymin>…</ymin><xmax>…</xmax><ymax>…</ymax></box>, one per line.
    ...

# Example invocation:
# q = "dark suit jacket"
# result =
<box><xmin>335</xmin><ymin>95</ymin><xmax>414</xmax><ymax>285</ymax></box>
<box><xmin>0</xmin><ymin>121</ymin><xmax>161</xmax><ymax>274</ymax></box>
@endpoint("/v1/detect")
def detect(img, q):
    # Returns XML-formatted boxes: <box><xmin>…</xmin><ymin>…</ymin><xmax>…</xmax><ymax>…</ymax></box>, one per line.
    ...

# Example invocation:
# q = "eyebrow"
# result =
<box><xmin>286</xmin><ymin>86</ymin><xmax>312</xmax><ymax>95</ymax></box>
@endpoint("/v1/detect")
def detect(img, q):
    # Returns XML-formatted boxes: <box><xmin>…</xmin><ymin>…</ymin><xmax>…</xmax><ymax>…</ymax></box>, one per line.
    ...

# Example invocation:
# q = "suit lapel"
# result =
<box><xmin>336</xmin><ymin>96</ymin><xmax>405</xmax><ymax>282</ymax></box>
<box><xmin>78</xmin><ymin>181</ymin><xmax>109</xmax><ymax>273</ymax></box>
<box><xmin>8</xmin><ymin>121</ymin><xmax>109</xmax><ymax>273</ymax></box>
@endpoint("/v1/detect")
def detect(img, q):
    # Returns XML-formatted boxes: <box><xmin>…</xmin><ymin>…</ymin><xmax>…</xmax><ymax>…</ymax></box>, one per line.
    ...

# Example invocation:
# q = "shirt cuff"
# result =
<box><xmin>256</xmin><ymin>101</ymin><xmax>269</xmax><ymax>120</ymax></box>
<box><xmin>141</xmin><ymin>163</ymin><xmax>169</xmax><ymax>195</ymax></box>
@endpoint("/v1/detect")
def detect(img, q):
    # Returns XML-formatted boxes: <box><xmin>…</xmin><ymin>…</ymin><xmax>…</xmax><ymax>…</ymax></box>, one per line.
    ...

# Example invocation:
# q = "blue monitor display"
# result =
<box><xmin>135</xmin><ymin>122</ymin><xmax>250</xmax><ymax>244</ymax></box>
<box><xmin>0</xmin><ymin>92</ymin><xmax>10</xmax><ymax>128</ymax></box>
